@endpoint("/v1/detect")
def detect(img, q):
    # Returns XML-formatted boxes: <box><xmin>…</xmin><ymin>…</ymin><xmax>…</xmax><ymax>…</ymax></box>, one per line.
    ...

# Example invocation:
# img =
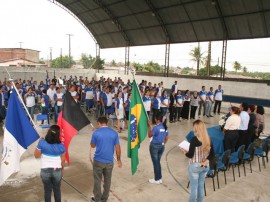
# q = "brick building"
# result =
<box><xmin>0</xmin><ymin>48</ymin><xmax>40</xmax><ymax>63</ymax></box>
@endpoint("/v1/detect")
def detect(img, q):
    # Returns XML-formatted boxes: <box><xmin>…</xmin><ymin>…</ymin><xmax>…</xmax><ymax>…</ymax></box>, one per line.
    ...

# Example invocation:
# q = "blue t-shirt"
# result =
<box><xmin>151</xmin><ymin>123</ymin><xmax>168</xmax><ymax>144</ymax></box>
<box><xmin>36</xmin><ymin>139</ymin><xmax>65</xmax><ymax>156</ymax></box>
<box><xmin>125</xmin><ymin>99</ymin><xmax>131</xmax><ymax>111</ymax></box>
<box><xmin>153</xmin><ymin>97</ymin><xmax>159</xmax><ymax>109</ymax></box>
<box><xmin>101</xmin><ymin>92</ymin><xmax>108</xmax><ymax>106</ymax></box>
<box><xmin>91</xmin><ymin>126</ymin><xmax>119</xmax><ymax>163</ymax></box>
<box><xmin>43</xmin><ymin>94</ymin><xmax>50</xmax><ymax>107</ymax></box>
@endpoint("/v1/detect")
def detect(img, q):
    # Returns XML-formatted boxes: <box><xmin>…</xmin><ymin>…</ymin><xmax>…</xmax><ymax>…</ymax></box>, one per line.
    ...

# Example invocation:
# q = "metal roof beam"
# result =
<box><xmin>213</xmin><ymin>0</ymin><xmax>229</xmax><ymax>39</ymax></box>
<box><xmin>92</xmin><ymin>0</ymin><xmax>131</xmax><ymax>45</ymax></box>
<box><xmin>179</xmin><ymin>0</ymin><xmax>198</xmax><ymax>41</ymax></box>
<box><xmin>144</xmin><ymin>0</ymin><xmax>171</xmax><ymax>42</ymax></box>
<box><xmin>258</xmin><ymin>0</ymin><xmax>269</xmax><ymax>36</ymax></box>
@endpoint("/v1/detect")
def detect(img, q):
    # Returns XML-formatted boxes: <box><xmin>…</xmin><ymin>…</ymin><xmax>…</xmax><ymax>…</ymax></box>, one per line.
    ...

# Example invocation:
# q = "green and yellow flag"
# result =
<box><xmin>128</xmin><ymin>80</ymin><xmax>148</xmax><ymax>175</ymax></box>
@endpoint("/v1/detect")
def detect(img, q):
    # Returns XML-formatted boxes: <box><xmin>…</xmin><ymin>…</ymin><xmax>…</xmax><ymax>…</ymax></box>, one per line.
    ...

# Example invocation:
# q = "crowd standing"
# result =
<box><xmin>0</xmin><ymin>75</ymin><xmax>267</xmax><ymax>202</ymax></box>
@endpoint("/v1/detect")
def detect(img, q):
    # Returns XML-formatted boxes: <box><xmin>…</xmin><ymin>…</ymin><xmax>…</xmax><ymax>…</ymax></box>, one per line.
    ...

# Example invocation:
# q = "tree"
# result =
<box><xmin>189</xmin><ymin>46</ymin><xmax>204</xmax><ymax>76</ymax></box>
<box><xmin>132</xmin><ymin>62</ymin><xmax>144</xmax><ymax>71</ymax></box>
<box><xmin>111</xmin><ymin>59</ymin><xmax>117</xmax><ymax>67</ymax></box>
<box><xmin>233</xmin><ymin>61</ymin><xmax>241</xmax><ymax>72</ymax></box>
<box><xmin>242</xmin><ymin>66</ymin><xmax>248</xmax><ymax>73</ymax></box>
<box><xmin>80</xmin><ymin>53</ymin><xmax>91</xmax><ymax>69</ymax></box>
<box><xmin>51</xmin><ymin>55</ymin><xmax>75</xmax><ymax>68</ymax></box>
<box><xmin>144</xmin><ymin>61</ymin><xmax>162</xmax><ymax>72</ymax></box>
<box><xmin>89</xmin><ymin>56</ymin><xmax>105</xmax><ymax>71</ymax></box>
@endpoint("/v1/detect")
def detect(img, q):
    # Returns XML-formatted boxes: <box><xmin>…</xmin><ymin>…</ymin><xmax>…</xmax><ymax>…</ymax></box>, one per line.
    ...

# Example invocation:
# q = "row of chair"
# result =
<box><xmin>206</xmin><ymin>138</ymin><xmax>269</xmax><ymax>194</ymax></box>
<box><xmin>187</xmin><ymin>138</ymin><xmax>270</xmax><ymax>195</ymax></box>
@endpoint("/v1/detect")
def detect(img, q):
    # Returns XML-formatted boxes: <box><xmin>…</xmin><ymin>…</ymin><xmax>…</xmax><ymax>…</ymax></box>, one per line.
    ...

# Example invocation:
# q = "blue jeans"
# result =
<box><xmin>149</xmin><ymin>143</ymin><xmax>165</xmax><ymax>181</ymax></box>
<box><xmin>160</xmin><ymin>107</ymin><xmax>168</xmax><ymax>117</ymax></box>
<box><xmin>40</xmin><ymin>168</ymin><xmax>62</xmax><ymax>202</ymax></box>
<box><xmin>188</xmin><ymin>163</ymin><xmax>209</xmax><ymax>202</ymax></box>
<box><xmin>205</xmin><ymin>101</ymin><xmax>213</xmax><ymax>116</ymax></box>
<box><xmin>27</xmin><ymin>106</ymin><xmax>34</xmax><ymax>120</ymax></box>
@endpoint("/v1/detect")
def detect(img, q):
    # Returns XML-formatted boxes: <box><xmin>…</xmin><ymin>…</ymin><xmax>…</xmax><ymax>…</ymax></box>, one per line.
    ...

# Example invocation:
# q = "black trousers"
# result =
<box><xmin>224</xmin><ymin>130</ymin><xmax>239</xmax><ymax>152</ymax></box>
<box><xmin>169</xmin><ymin>105</ymin><xmax>176</xmax><ymax>122</ymax></box>
<box><xmin>176</xmin><ymin>107</ymin><xmax>182</xmax><ymax>120</ymax></box>
<box><xmin>190</xmin><ymin>106</ymin><xmax>198</xmax><ymax>119</ymax></box>
<box><xmin>213</xmin><ymin>100</ymin><xmax>222</xmax><ymax>114</ymax></box>
<box><xmin>236</xmin><ymin>130</ymin><xmax>248</xmax><ymax>150</ymax></box>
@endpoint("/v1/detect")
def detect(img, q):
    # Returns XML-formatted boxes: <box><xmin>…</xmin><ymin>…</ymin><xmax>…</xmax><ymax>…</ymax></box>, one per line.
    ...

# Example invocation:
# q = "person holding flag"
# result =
<box><xmin>34</xmin><ymin>125</ymin><xmax>66</xmax><ymax>202</ymax></box>
<box><xmin>147</xmin><ymin>113</ymin><xmax>169</xmax><ymax>184</ymax></box>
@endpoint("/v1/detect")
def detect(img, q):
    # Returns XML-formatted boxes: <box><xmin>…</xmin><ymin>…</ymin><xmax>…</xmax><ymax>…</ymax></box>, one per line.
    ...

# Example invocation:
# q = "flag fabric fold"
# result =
<box><xmin>58</xmin><ymin>91</ymin><xmax>90</xmax><ymax>164</ymax></box>
<box><xmin>128</xmin><ymin>80</ymin><xmax>148</xmax><ymax>175</ymax></box>
<box><xmin>0</xmin><ymin>89</ymin><xmax>39</xmax><ymax>185</ymax></box>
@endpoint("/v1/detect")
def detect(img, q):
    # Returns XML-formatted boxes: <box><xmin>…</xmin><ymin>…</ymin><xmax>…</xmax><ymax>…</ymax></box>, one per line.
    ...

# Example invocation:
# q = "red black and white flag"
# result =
<box><xmin>58</xmin><ymin>91</ymin><xmax>90</xmax><ymax>164</ymax></box>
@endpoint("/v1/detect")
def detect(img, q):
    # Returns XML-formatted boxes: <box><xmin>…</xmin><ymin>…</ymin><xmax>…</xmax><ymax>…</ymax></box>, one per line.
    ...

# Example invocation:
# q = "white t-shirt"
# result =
<box><xmin>107</xmin><ymin>93</ymin><xmax>113</xmax><ymax>106</ymax></box>
<box><xmin>56</xmin><ymin>93</ymin><xmax>64</xmax><ymax>106</ymax></box>
<box><xmin>239</xmin><ymin>111</ymin><xmax>250</xmax><ymax>130</ymax></box>
<box><xmin>47</xmin><ymin>88</ymin><xmax>56</xmax><ymax>102</ymax></box>
<box><xmin>25</xmin><ymin>93</ymin><xmax>35</xmax><ymax>107</ymax></box>
<box><xmin>85</xmin><ymin>89</ymin><xmax>94</xmax><ymax>99</ymax></box>
<box><xmin>224</xmin><ymin>114</ymin><xmax>241</xmax><ymax>130</ymax></box>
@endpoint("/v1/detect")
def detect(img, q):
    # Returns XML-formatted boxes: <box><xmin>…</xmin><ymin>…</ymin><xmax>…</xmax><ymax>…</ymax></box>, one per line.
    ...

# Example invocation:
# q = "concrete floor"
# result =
<box><xmin>0</xmin><ymin>109</ymin><xmax>270</xmax><ymax>202</ymax></box>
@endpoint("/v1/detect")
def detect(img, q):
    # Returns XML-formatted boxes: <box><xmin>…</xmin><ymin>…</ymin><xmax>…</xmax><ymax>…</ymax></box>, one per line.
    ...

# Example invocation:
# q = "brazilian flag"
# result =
<box><xmin>128</xmin><ymin>80</ymin><xmax>148</xmax><ymax>175</ymax></box>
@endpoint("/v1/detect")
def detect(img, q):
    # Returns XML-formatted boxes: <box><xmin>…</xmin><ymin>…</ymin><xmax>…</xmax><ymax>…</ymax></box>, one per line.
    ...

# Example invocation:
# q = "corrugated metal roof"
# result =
<box><xmin>56</xmin><ymin>0</ymin><xmax>270</xmax><ymax>48</ymax></box>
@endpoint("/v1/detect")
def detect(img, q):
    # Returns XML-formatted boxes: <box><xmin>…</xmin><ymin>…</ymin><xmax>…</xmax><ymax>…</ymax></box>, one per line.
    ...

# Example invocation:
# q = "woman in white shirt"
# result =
<box><xmin>24</xmin><ymin>87</ymin><xmax>37</xmax><ymax>119</ymax></box>
<box><xmin>223</xmin><ymin>106</ymin><xmax>241</xmax><ymax>152</ymax></box>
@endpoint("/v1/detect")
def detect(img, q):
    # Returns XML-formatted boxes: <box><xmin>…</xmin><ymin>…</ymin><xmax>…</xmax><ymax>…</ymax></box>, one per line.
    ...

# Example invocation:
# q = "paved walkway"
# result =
<box><xmin>0</xmin><ymin>111</ymin><xmax>270</xmax><ymax>202</ymax></box>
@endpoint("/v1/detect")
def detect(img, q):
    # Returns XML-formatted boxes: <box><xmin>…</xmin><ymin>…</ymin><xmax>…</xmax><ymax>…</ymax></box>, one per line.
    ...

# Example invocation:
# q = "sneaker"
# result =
<box><xmin>159</xmin><ymin>179</ymin><xmax>163</xmax><ymax>184</ymax></box>
<box><xmin>91</xmin><ymin>196</ymin><xmax>95</xmax><ymax>202</ymax></box>
<box><xmin>149</xmin><ymin>179</ymin><xmax>160</xmax><ymax>184</ymax></box>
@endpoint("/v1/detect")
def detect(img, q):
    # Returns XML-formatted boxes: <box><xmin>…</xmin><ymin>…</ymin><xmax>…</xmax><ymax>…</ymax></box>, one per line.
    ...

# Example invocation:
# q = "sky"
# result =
<box><xmin>1</xmin><ymin>0</ymin><xmax>270</xmax><ymax>72</ymax></box>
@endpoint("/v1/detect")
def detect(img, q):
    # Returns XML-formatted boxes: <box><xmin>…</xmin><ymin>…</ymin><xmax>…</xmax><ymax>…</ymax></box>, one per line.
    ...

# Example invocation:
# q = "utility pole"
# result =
<box><xmin>207</xmin><ymin>41</ymin><xmax>211</xmax><ymax>76</ymax></box>
<box><xmin>49</xmin><ymin>47</ymin><xmax>52</xmax><ymax>67</ymax></box>
<box><xmin>18</xmin><ymin>42</ymin><xmax>23</xmax><ymax>48</ymax></box>
<box><xmin>66</xmin><ymin>34</ymin><xmax>73</xmax><ymax>68</ymax></box>
<box><xmin>60</xmin><ymin>48</ymin><xmax>63</xmax><ymax>68</ymax></box>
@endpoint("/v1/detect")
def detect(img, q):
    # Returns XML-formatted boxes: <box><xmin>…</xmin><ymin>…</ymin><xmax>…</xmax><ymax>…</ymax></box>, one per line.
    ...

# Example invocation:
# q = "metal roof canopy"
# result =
<box><xmin>56</xmin><ymin>0</ymin><xmax>270</xmax><ymax>49</ymax></box>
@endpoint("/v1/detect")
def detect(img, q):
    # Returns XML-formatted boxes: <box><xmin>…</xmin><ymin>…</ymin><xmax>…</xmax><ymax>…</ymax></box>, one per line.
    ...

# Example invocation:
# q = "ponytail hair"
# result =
<box><xmin>155</xmin><ymin>112</ymin><xmax>168</xmax><ymax>131</ymax></box>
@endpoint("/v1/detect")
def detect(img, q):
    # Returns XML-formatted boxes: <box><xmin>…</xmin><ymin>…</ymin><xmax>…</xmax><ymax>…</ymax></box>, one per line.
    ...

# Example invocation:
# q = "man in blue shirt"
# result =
<box><xmin>90</xmin><ymin>117</ymin><xmax>122</xmax><ymax>202</ymax></box>
<box><xmin>198</xmin><ymin>86</ymin><xmax>207</xmax><ymax>117</ymax></box>
<box><xmin>213</xmin><ymin>85</ymin><xmax>224</xmax><ymax>115</ymax></box>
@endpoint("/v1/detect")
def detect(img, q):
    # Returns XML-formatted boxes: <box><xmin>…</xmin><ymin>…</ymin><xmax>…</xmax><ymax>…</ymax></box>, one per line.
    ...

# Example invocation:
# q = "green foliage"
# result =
<box><xmin>132</xmin><ymin>61</ymin><xmax>163</xmax><ymax>73</ymax></box>
<box><xmin>80</xmin><ymin>53</ymin><xmax>91</xmax><ymax>69</ymax></box>
<box><xmin>233</xmin><ymin>61</ymin><xmax>241</xmax><ymax>72</ymax></box>
<box><xmin>80</xmin><ymin>54</ymin><xmax>105</xmax><ymax>70</ymax></box>
<box><xmin>111</xmin><ymin>59</ymin><xmax>117</xmax><ymax>66</ymax></box>
<box><xmin>51</xmin><ymin>55</ymin><xmax>75</xmax><ymax>68</ymax></box>
<box><xmin>198</xmin><ymin>65</ymin><xmax>222</xmax><ymax>76</ymax></box>
<box><xmin>90</xmin><ymin>56</ymin><xmax>105</xmax><ymax>70</ymax></box>
<box><xmin>39</xmin><ymin>58</ymin><xmax>45</xmax><ymax>64</ymax></box>
<box><xmin>242</xmin><ymin>66</ymin><xmax>248</xmax><ymax>73</ymax></box>
<box><xmin>189</xmin><ymin>46</ymin><xmax>205</xmax><ymax>75</ymax></box>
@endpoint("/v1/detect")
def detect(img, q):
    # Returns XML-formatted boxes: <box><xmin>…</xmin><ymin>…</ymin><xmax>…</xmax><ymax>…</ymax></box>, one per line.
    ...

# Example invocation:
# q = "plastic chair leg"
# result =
<box><xmin>237</xmin><ymin>164</ymin><xmax>241</xmax><ymax>177</ymax></box>
<box><xmin>249</xmin><ymin>161</ymin><xmax>252</xmax><ymax>173</ymax></box>
<box><xmin>212</xmin><ymin>177</ymin><xmax>215</xmax><ymax>191</ymax></box>
<box><xmin>224</xmin><ymin>171</ymin><xmax>227</xmax><ymax>184</ymax></box>
<box><xmin>243</xmin><ymin>163</ymin><xmax>246</xmax><ymax>176</ymax></box>
<box><xmin>216</xmin><ymin>172</ymin><xmax>220</xmax><ymax>189</ymax></box>
<box><xmin>258</xmin><ymin>157</ymin><xmax>261</xmax><ymax>172</ymax></box>
<box><xmin>232</xmin><ymin>166</ymin><xmax>235</xmax><ymax>182</ymax></box>
<box><xmin>262</xmin><ymin>157</ymin><xmax>266</xmax><ymax>168</ymax></box>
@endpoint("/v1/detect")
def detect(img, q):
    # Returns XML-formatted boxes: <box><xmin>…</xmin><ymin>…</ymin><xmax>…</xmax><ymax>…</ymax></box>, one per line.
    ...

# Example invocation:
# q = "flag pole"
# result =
<box><xmin>4</xmin><ymin>67</ymin><xmax>40</xmax><ymax>133</ymax></box>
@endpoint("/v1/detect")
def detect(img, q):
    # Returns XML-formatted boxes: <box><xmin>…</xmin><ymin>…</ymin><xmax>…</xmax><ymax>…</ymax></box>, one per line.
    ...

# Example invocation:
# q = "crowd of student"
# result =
<box><xmin>0</xmin><ymin>76</ymin><xmax>226</xmax><ymax>130</ymax></box>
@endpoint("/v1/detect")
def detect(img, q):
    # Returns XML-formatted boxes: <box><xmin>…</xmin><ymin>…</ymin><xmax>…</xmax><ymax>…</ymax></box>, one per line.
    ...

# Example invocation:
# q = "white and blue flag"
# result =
<box><xmin>0</xmin><ymin>89</ymin><xmax>39</xmax><ymax>185</ymax></box>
